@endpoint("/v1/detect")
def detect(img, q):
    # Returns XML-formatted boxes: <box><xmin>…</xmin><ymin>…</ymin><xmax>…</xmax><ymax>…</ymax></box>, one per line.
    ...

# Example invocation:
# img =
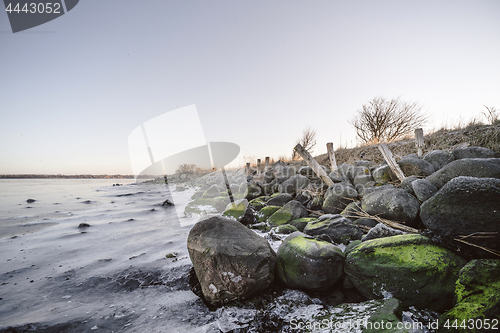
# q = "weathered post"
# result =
<box><xmin>245</xmin><ymin>163</ymin><xmax>251</xmax><ymax>176</ymax></box>
<box><xmin>221</xmin><ymin>167</ymin><xmax>234</xmax><ymax>203</ymax></box>
<box><xmin>378</xmin><ymin>143</ymin><xmax>405</xmax><ymax>181</ymax></box>
<box><xmin>326</xmin><ymin>142</ymin><xmax>337</xmax><ymax>172</ymax></box>
<box><xmin>415</xmin><ymin>128</ymin><xmax>424</xmax><ymax>157</ymax></box>
<box><xmin>256</xmin><ymin>159</ymin><xmax>261</xmax><ymax>174</ymax></box>
<box><xmin>294</xmin><ymin>144</ymin><xmax>333</xmax><ymax>186</ymax></box>
<box><xmin>264</xmin><ymin>157</ymin><xmax>270</xmax><ymax>171</ymax></box>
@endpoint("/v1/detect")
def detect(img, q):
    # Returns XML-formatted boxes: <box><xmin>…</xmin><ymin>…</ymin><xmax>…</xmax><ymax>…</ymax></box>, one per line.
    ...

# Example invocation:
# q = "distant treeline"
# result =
<box><xmin>0</xmin><ymin>174</ymin><xmax>135</xmax><ymax>179</ymax></box>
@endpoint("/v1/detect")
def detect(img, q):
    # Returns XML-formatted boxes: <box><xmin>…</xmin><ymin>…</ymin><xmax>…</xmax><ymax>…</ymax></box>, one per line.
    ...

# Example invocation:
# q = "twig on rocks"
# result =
<box><xmin>453</xmin><ymin>238</ymin><xmax>500</xmax><ymax>258</ymax></box>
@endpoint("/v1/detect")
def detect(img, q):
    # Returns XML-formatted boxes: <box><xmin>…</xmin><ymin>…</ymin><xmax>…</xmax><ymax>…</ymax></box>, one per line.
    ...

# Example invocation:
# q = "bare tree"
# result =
<box><xmin>176</xmin><ymin>163</ymin><xmax>196</xmax><ymax>174</ymax></box>
<box><xmin>482</xmin><ymin>105</ymin><xmax>499</xmax><ymax>125</ymax></box>
<box><xmin>292</xmin><ymin>127</ymin><xmax>317</xmax><ymax>160</ymax></box>
<box><xmin>350</xmin><ymin>97</ymin><xmax>427</xmax><ymax>144</ymax></box>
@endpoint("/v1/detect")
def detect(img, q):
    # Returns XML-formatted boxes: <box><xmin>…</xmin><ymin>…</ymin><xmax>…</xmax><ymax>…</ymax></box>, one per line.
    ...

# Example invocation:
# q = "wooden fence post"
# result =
<box><xmin>294</xmin><ymin>144</ymin><xmax>334</xmax><ymax>186</ymax></box>
<box><xmin>256</xmin><ymin>159</ymin><xmax>261</xmax><ymax>174</ymax></box>
<box><xmin>378</xmin><ymin>143</ymin><xmax>406</xmax><ymax>181</ymax></box>
<box><xmin>415</xmin><ymin>128</ymin><xmax>424</xmax><ymax>157</ymax></box>
<box><xmin>264</xmin><ymin>157</ymin><xmax>270</xmax><ymax>171</ymax></box>
<box><xmin>245</xmin><ymin>163</ymin><xmax>251</xmax><ymax>176</ymax></box>
<box><xmin>326</xmin><ymin>142</ymin><xmax>337</xmax><ymax>172</ymax></box>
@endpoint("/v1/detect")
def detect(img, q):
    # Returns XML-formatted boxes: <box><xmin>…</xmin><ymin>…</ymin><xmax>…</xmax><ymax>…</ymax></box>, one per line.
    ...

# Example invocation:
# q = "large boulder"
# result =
<box><xmin>275</xmin><ymin>232</ymin><xmax>344</xmax><ymax>291</ymax></box>
<box><xmin>345</xmin><ymin>234</ymin><xmax>467</xmax><ymax>311</ymax></box>
<box><xmin>439</xmin><ymin>259</ymin><xmax>500</xmax><ymax>332</ymax></box>
<box><xmin>268</xmin><ymin>200</ymin><xmax>308</xmax><ymax>226</ymax></box>
<box><xmin>303</xmin><ymin>215</ymin><xmax>364</xmax><ymax>245</ymax></box>
<box><xmin>397</xmin><ymin>158</ymin><xmax>435</xmax><ymax>177</ymax></box>
<box><xmin>423</xmin><ymin>150</ymin><xmax>455</xmax><ymax>171</ymax></box>
<box><xmin>187</xmin><ymin>216</ymin><xmax>276</xmax><ymax>306</ymax></box>
<box><xmin>452</xmin><ymin>146</ymin><xmax>497</xmax><ymax>160</ymax></box>
<box><xmin>426</xmin><ymin>158</ymin><xmax>500</xmax><ymax>189</ymax></box>
<box><xmin>361</xmin><ymin>188</ymin><xmax>420</xmax><ymax>226</ymax></box>
<box><xmin>420</xmin><ymin>177</ymin><xmax>500</xmax><ymax>253</ymax></box>
<box><xmin>322</xmin><ymin>182</ymin><xmax>359</xmax><ymax>214</ymax></box>
<box><xmin>278</xmin><ymin>174</ymin><xmax>310</xmax><ymax>195</ymax></box>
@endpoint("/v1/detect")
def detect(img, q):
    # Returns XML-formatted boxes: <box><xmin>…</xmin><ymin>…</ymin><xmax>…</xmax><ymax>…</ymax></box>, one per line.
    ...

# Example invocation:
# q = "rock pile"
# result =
<box><xmin>186</xmin><ymin>145</ymin><xmax>500</xmax><ymax>325</ymax></box>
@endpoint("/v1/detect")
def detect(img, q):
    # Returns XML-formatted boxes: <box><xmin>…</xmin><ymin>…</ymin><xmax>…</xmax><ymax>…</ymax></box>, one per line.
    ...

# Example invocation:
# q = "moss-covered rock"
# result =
<box><xmin>276</xmin><ymin>232</ymin><xmax>344</xmax><ymax>291</ymax></box>
<box><xmin>344</xmin><ymin>240</ymin><xmax>362</xmax><ymax>255</ymax></box>
<box><xmin>345</xmin><ymin>234</ymin><xmax>467</xmax><ymax>311</ymax></box>
<box><xmin>248</xmin><ymin>196</ymin><xmax>268</xmax><ymax>211</ymax></box>
<box><xmin>268</xmin><ymin>200</ymin><xmax>308</xmax><ymax>226</ymax></box>
<box><xmin>289</xmin><ymin>217</ymin><xmax>317</xmax><ymax>232</ymax></box>
<box><xmin>256</xmin><ymin>205</ymin><xmax>280</xmax><ymax>223</ymax></box>
<box><xmin>184</xmin><ymin>198</ymin><xmax>219</xmax><ymax>215</ymax></box>
<box><xmin>439</xmin><ymin>259</ymin><xmax>500</xmax><ymax>332</ymax></box>
<box><xmin>276</xmin><ymin>224</ymin><xmax>299</xmax><ymax>234</ymax></box>
<box><xmin>212</xmin><ymin>196</ymin><xmax>232</xmax><ymax>212</ymax></box>
<box><xmin>203</xmin><ymin>184</ymin><xmax>221</xmax><ymax>198</ymax></box>
<box><xmin>303</xmin><ymin>215</ymin><xmax>364</xmax><ymax>245</ymax></box>
<box><xmin>222</xmin><ymin>199</ymin><xmax>248</xmax><ymax>221</ymax></box>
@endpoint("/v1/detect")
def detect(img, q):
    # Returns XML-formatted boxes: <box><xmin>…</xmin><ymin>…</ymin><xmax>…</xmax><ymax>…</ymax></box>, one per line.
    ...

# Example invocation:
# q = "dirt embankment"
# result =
<box><xmin>315</xmin><ymin>123</ymin><xmax>500</xmax><ymax>166</ymax></box>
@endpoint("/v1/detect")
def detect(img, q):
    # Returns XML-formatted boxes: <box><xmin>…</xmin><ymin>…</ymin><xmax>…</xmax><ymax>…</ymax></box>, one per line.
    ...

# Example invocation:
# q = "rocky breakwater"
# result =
<box><xmin>184</xmin><ymin>145</ymin><xmax>500</xmax><ymax>331</ymax></box>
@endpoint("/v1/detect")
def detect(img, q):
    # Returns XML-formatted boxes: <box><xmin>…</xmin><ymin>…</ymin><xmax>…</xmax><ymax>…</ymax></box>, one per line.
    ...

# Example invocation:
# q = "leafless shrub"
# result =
<box><xmin>350</xmin><ymin>97</ymin><xmax>427</xmax><ymax>144</ymax></box>
<box><xmin>482</xmin><ymin>105</ymin><xmax>500</xmax><ymax>125</ymax></box>
<box><xmin>292</xmin><ymin>127</ymin><xmax>317</xmax><ymax>160</ymax></box>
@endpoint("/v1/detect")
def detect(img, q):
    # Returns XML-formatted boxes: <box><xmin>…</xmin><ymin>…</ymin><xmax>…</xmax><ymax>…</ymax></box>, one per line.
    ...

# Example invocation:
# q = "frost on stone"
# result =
<box><xmin>215</xmin><ymin>307</ymin><xmax>257</xmax><ymax>333</ymax></box>
<box><xmin>209</xmin><ymin>283</ymin><xmax>218</xmax><ymax>294</ymax></box>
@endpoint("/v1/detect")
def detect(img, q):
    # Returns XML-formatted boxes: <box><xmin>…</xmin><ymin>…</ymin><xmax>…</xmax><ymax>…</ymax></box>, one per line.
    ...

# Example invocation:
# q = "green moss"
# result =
<box><xmin>440</xmin><ymin>259</ymin><xmax>500</xmax><ymax>329</ymax></box>
<box><xmin>276</xmin><ymin>224</ymin><xmax>299</xmax><ymax>234</ymax></box>
<box><xmin>222</xmin><ymin>201</ymin><xmax>247</xmax><ymax>221</ymax></box>
<box><xmin>345</xmin><ymin>234</ymin><xmax>467</xmax><ymax>311</ymax></box>
<box><xmin>289</xmin><ymin>217</ymin><xmax>317</xmax><ymax>232</ymax></box>
<box><xmin>276</xmin><ymin>234</ymin><xmax>343</xmax><ymax>289</ymax></box>
<box><xmin>268</xmin><ymin>210</ymin><xmax>293</xmax><ymax>226</ymax></box>
<box><xmin>256</xmin><ymin>205</ymin><xmax>280</xmax><ymax>223</ymax></box>
<box><xmin>248</xmin><ymin>196</ymin><xmax>268</xmax><ymax>211</ymax></box>
<box><xmin>303</xmin><ymin>220</ymin><xmax>330</xmax><ymax>231</ymax></box>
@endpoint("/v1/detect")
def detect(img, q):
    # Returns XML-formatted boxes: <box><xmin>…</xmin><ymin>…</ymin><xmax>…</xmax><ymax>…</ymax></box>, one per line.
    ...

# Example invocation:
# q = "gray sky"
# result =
<box><xmin>1</xmin><ymin>0</ymin><xmax>499</xmax><ymax>174</ymax></box>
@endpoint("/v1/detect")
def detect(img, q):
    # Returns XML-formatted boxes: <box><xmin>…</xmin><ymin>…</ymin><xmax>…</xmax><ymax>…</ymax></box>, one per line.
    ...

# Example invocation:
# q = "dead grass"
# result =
<box><xmin>315</xmin><ymin>123</ymin><xmax>500</xmax><ymax>167</ymax></box>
